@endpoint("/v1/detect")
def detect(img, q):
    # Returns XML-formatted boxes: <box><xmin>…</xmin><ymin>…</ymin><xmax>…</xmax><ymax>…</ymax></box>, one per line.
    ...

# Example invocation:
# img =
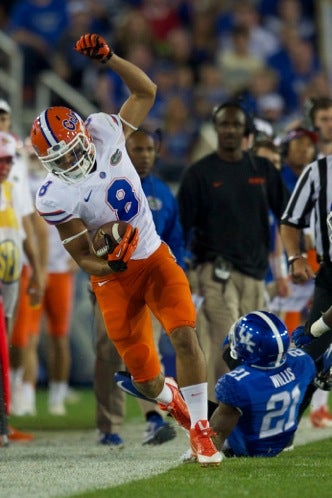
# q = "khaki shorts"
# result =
<box><xmin>195</xmin><ymin>262</ymin><xmax>266</xmax><ymax>399</ymax></box>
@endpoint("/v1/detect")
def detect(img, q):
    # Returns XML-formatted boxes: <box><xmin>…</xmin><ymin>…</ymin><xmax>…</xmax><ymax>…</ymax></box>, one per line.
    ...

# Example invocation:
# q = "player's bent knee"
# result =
<box><xmin>122</xmin><ymin>343</ymin><xmax>160</xmax><ymax>382</ymax></box>
<box><xmin>170</xmin><ymin>326</ymin><xmax>199</xmax><ymax>355</ymax></box>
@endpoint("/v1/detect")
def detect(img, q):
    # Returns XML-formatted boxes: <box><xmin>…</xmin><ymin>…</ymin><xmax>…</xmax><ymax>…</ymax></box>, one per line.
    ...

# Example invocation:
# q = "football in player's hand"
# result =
<box><xmin>92</xmin><ymin>221</ymin><xmax>133</xmax><ymax>259</ymax></box>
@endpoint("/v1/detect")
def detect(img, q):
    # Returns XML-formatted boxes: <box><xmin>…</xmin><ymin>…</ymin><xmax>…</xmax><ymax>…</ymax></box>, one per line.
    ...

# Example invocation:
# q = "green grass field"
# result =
<box><xmin>7</xmin><ymin>388</ymin><xmax>332</xmax><ymax>498</ymax></box>
<box><xmin>77</xmin><ymin>439</ymin><xmax>332</xmax><ymax>498</ymax></box>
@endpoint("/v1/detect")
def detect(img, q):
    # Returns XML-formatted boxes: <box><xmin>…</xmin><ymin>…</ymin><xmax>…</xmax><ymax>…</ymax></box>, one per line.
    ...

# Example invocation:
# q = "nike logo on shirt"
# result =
<box><xmin>84</xmin><ymin>190</ymin><xmax>92</xmax><ymax>202</ymax></box>
<box><xmin>97</xmin><ymin>280</ymin><xmax>109</xmax><ymax>287</ymax></box>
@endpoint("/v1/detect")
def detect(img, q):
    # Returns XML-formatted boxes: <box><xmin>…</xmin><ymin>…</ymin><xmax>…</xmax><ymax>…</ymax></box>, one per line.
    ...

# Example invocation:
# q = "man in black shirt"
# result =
<box><xmin>178</xmin><ymin>102</ymin><xmax>289</xmax><ymax>401</ymax></box>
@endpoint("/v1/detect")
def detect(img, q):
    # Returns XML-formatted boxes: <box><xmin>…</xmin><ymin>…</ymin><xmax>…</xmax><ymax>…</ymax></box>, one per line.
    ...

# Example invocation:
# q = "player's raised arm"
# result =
<box><xmin>74</xmin><ymin>33</ymin><xmax>157</xmax><ymax>137</ymax></box>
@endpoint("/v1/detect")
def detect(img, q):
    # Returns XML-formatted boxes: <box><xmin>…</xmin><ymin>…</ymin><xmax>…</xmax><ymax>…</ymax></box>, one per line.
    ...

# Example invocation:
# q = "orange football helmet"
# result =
<box><xmin>30</xmin><ymin>106</ymin><xmax>96</xmax><ymax>183</ymax></box>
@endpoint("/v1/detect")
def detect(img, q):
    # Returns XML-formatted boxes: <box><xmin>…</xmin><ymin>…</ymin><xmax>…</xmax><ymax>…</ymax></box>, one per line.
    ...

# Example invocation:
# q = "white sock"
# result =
<box><xmin>22</xmin><ymin>382</ymin><xmax>36</xmax><ymax>414</ymax></box>
<box><xmin>155</xmin><ymin>382</ymin><xmax>173</xmax><ymax>405</ymax></box>
<box><xmin>311</xmin><ymin>389</ymin><xmax>329</xmax><ymax>411</ymax></box>
<box><xmin>10</xmin><ymin>368</ymin><xmax>24</xmax><ymax>390</ymax></box>
<box><xmin>48</xmin><ymin>381</ymin><xmax>68</xmax><ymax>404</ymax></box>
<box><xmin>22</xmin><ymin>382</ymin><xmax>35</xmax><ymax>406</ymax></box>
<box><xmin>180</xmin><ymin>383</ymin><xmax>208</xmax><ymax>427</ymax></box>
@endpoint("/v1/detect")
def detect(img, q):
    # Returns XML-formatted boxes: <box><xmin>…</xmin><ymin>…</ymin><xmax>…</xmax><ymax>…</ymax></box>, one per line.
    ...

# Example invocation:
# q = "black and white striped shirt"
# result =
<box><xmin>281</xmin><ymin>156</ymin><xmax>332</xmax><ymax>262</ymax></box>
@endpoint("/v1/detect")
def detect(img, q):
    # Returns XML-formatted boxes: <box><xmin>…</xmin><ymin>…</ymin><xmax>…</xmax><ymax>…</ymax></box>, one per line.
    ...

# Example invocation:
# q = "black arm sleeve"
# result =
<box><xmin>301</xmin><ymin>330</ymin><xmax>332</xmax><ymax>367</ymax></box>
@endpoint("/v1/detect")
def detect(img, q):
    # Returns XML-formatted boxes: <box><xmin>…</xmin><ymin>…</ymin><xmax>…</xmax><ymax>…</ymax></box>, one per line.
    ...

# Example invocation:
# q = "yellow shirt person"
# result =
<box><xmin>0</xmin><ymin>132</ymin><xmax>24</xmax><ymax>320</ymax></box>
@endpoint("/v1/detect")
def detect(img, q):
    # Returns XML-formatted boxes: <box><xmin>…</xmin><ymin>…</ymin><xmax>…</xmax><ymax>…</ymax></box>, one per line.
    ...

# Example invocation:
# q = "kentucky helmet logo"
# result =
<box><xmin>238</xmin><ymin>325</ymin><xmax>256</xmax><ymax>353</ymax></box>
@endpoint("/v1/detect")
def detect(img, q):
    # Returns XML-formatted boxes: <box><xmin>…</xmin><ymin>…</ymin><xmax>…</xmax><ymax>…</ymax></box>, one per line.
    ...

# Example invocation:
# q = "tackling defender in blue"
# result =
<box><xmin>115</xmin><ymin>310</ymin><xmax>331</xmax><ymax>459</ymax></box>
<box><xmin>210</xmin><ymin>311</ymin><xmax>331</xmax><ymax>457</ymax></box>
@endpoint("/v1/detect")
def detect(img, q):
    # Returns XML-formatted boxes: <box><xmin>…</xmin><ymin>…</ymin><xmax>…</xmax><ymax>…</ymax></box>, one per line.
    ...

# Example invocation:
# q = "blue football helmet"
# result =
<box><xmin>229</xmin><ymin>311</ymin><xmax>290</xmax><ymax>368</ymax></box>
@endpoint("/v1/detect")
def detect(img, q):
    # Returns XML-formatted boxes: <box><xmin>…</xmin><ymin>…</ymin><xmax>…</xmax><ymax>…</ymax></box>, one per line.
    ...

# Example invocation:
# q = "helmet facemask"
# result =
<box><xmin>228</xmin><ymin>323</ymin><xmax>239</xmax><ymax>360</ymax></box>
<box><xmin>41</xmin><ymin>132</ymin><xmax>96</xmax><ymax>184</ymax></box>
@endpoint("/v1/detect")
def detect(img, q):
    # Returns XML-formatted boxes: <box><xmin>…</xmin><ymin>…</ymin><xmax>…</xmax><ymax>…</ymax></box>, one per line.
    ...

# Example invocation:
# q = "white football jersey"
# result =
<box><xmin>36</xmin><ymin>113</ymin><xmax>161</xmax><ymax>260</ymax></box>
<box><xmin>29</xmin><ymin>172</ymin><xmax>75</xmax><ymax>272</ymax></box>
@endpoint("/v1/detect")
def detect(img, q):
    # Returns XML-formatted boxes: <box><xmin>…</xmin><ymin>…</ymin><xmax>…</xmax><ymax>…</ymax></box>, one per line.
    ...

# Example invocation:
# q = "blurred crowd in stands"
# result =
<box><xmin>0</xmin><ymin>0</ymin><xmax>322</xmax><ymax>182</ymax></box>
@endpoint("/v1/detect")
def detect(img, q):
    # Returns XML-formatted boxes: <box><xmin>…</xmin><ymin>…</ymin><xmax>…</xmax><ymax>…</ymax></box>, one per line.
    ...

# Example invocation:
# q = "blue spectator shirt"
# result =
<box><xmin>281</xmin><ymin>164</ymin><xmax>299</xmax><ymax>194</ymax></box>
<box><xmin>141</xmin><ymin>174</ymin><xmax>186</xmax><ymax>269</ymax></box>
<box><xmin>8</xmin><ymin>0</ymin><xmax>68</xmax><ymax>47</ymax></box>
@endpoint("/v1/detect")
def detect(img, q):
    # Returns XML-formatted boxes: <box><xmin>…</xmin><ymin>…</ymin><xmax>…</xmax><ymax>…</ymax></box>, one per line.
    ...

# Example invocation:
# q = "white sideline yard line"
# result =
<box><xmin>0</xmin><ymin>418</ymin><xmax>331</xmax><ymax>498</ymax></box>
<box><xmin>0</xmin><ymin>422</ymin><xmax>189</xmax><ymax>498</ymax></box>
<box><xmin>294</xmin><ymin>417</ymin><xmax>332</xmax><ymax>446</ymax></box>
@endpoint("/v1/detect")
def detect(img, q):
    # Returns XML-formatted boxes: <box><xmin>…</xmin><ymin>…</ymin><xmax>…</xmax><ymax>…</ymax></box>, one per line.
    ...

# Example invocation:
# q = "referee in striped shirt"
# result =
<box><xmin>281</xmin><ymin>153</ymin><xmax>332</xmax><ymax>321</ymax></box>
<box><xmin>280</xmin><ymin>154</ymin><xmax>332</xmax><ymax>425</ymax></box>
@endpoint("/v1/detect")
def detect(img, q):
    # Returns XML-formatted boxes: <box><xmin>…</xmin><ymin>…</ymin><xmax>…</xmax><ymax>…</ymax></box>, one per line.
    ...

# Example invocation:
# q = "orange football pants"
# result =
<box><xmin>90</xmin><ymin>243</ymin><xmax>196</xmax><ymax>382</ymax></box>
<box><xmin>11</xmin><ymin>268</ymin><xmax>74</xmax><ymax>347</ymax></box>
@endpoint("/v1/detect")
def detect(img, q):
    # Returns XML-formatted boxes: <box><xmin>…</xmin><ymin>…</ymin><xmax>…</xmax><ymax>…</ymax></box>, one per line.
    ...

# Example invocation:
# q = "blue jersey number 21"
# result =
<box><xmin>259</xmin><ymin>385</ymin><xmax>301</xmax><ymax>438</ymax></box>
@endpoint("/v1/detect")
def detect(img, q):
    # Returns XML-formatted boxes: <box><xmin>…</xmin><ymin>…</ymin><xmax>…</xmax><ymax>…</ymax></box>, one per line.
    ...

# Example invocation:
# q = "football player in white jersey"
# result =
<box><xmin>30</xmin><ymin>33</ymin><xmax>222</xmax><ymax>466</ymax></box>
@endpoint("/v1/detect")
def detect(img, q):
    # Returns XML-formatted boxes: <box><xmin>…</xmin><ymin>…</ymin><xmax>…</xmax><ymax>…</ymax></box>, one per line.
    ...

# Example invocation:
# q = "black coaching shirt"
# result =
<box><xmin>281</xmin><ymin>156</ymin><xmax>332</xmax><ymax>263</ymax></box>
<box><xmin>178</xmin><ymin>151</ymin><xmax>289</xmax><ymax>279</ymax></box>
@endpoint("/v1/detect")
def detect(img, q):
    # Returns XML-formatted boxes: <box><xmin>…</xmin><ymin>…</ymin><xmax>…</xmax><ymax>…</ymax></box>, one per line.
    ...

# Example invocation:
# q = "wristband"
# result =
<box><xmin>310</xmin><ymin>316</ymin><xmax>330</xmax><ymax>337</ymax></box>
<box><xmin>288</xmin><ymin>253</ymin><xmax>306</xmax><ymax>265</ymax></box>
<box><xmin>103</xmin><ymin>49</ymin><xmax>114</xmax><ymax>63</ymax></box>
